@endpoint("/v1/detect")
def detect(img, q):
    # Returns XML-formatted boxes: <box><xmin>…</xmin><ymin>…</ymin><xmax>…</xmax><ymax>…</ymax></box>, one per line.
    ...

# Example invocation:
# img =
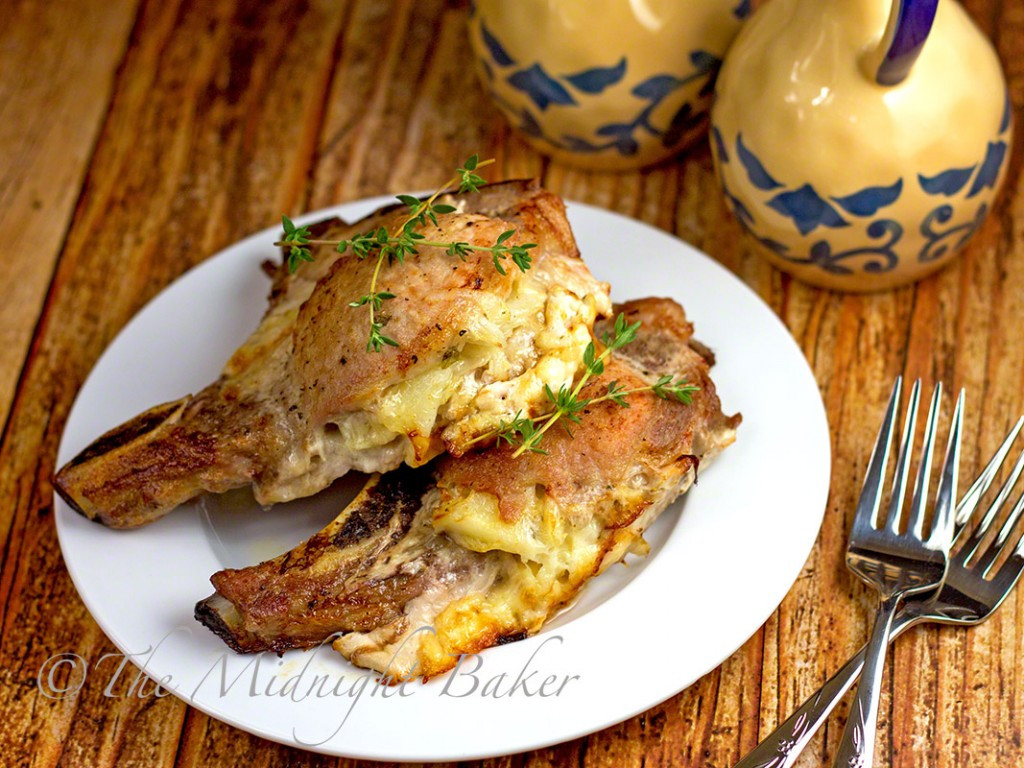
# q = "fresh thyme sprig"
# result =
<box><xmin>275</xmin><ymin>155</ymin><xmax>537</xmax><ymax>352</ymax></box>
<box><xmin>280</xmin><ymin>215</ymin><xmax>315</xmax><ymax>273</ymax></box>
<box><xmin>465</xmin><ymin>314</ymin><xmax>700</xmax><ymax>456</ymax></box>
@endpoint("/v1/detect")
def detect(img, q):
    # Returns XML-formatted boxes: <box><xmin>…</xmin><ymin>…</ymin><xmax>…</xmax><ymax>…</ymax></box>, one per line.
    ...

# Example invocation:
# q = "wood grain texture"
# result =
<box><xmin>0</xmin><ymin>0</ymin><xmax>139</xmax><ymax>433</ymax></box>
<box><xmin>1</xmin><ymin>0</ymin><xmax>1023</xmax><ymax>766</ymax></box>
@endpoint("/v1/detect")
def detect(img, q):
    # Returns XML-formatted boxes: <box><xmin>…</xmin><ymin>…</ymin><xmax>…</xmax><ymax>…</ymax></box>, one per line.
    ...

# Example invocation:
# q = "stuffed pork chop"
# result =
<box><xmin>196</xmin><ymin>298</ymin><xmax>740</xmax><ymax>680</ymax></box>
<box><xmin>54</xmin><ymin>181</ymin><xmax>611</xmax><ymax>528</ymax></box>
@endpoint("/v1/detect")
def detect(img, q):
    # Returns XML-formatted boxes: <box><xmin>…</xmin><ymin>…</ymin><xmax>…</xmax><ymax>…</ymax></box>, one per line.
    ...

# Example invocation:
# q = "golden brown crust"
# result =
<box><xmin>53</xmin><ymin>393</ymin><xmax>281</xmax><ymax>528</ymax></box>
<box><xmin>436</xmin><ymin>298</ymin><xmax>741</xmax><ymax>526</ymax></box>
<box><xmin>292</xmin><ymin>182</ymin><xmax>585</xmax><ymax>421</ymax></box>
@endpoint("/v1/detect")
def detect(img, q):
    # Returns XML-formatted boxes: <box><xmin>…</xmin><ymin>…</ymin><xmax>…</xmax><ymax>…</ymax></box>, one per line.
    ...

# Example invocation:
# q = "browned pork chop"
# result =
<box><xmin>196</xmin><ymin>298</ymin><xmax>740</xmax><ymax>681</ymax></box>
<box><xmin>55</xmin><ymin>181</ymin><xmax>611</xmax><ymax>528</ymax></box>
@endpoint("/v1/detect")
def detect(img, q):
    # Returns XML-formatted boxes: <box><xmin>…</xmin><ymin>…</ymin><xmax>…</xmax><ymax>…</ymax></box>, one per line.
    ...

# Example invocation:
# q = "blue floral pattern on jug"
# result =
<box><xmin>832</xmin><ymin>180</ymin><xmax>904</xmax><ymax>216</ymax></box>
<box><xmin>802</xmin><ymin>220</ymin><xmax>904</xmax><ymax>274</ymax></box>
<box><xmin>916</xmin><ymin>92</ymin><xmax>1010</xmax><ymax>261</ymax></box>
<box><xmin>736</xmin><ymin>133</ymin><xmax>782</xmax><ymax>190</ymax></box>
<box><xmin>767</xmin><ymin>184</ymin><xmax>851</xmax><ymax>236</ymax></box>
<box><xmin>564</xmin><ymin>58</ymin><xmax>627</xmax><ymax>94</ymax></box>
<box><xmin>480</xmin><ymin>21</ymin><xmax>515</xmax><ymax>67</ymax></box>
<box><xmin>712</xmin><ymin>115</ymin><xmax>1010</xmax><ymax>276</ymax></box>
<box><xmin>967</xmin><ymin>141</ymin><xmax>1008</xmax><ymax>197</ymax></box>
<box><xmin>507</xmin><ymin>64</ymin><xmax>577</xmax><ymax>110</ymax></box>
<box><xmin>920</xmin><ymin>203</ymin><xmax>989</xmax><ymax>263</ymax></box>
<box><xmin>918</xmin><ymin>166</ymin><xmax>975</xmax><ymax>196</ymax></box>
<box><xmin>476</xmin><ymin>22</ymin><xmax>722</xmax><ymax>157</ymax></box>
<box><xmin>739</xmin><ymin>219</ymin><xmax>905</xmax><ymax>276</ymax></box>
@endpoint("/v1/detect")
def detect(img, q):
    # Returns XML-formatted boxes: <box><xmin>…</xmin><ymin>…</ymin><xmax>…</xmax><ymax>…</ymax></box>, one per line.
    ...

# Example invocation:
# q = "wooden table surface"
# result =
<box><xmin>2</xmin><ymin>0</ymin><xmax>1023</xmax><ymax>765</ymax></box>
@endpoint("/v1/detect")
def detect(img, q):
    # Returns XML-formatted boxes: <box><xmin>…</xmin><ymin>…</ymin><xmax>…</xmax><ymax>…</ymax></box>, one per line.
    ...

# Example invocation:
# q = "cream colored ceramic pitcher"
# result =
<box><xmin>469</xmin><ymin>0</ymin><xmax>747</xmax><ymax>170</ymax></box>
<box><xmin>712</xmin><ymin>0</ymin><xmax>1011</xmax><ymax>291</ymax></box>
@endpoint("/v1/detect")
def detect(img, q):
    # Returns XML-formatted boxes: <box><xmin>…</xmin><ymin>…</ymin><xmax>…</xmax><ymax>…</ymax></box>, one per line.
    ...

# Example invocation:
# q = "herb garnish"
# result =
<box><xmin>466</xmin><ymin>313</ymin><xmax>700</xmax><ymax>457</ymax></box>
<box><xmin>276</xmin><ymin>155</ymin><xmax>537</xmax><ymax>352</ymax></box>
<box><xmin>277</xmin><ymin>158</ymin><xmax>699</xmax><ymax>453</ymax></box>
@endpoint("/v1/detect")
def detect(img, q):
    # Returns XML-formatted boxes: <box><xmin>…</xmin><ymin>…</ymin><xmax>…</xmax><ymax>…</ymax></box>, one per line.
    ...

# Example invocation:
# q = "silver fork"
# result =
<box><xmin>832</xmin><ymin>378</ymin><xmax>958</xmax><ymax>768</ymax></box>
<box><xmin>736</xmin><ymin>405</ymin><xmax>1024</xmax><ymax>768</ymax></box>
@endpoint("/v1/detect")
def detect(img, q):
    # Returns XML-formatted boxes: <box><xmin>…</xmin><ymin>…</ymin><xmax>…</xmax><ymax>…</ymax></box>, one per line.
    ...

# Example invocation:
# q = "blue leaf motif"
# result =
<box><xmin>596</xmin><ymin>123</ymin><xmax>632</xmax><ymax>137</ymax></box>
<box><xmin>517</xmin><ymin>108</ymin><xmax>543</xmax><ymax>138</ymax></box>
<box><xmin>508</xmin><ymin>64</ymin><xmax>577</xmax><ymax>110</ymax></box>
<box><xmin>733</xmin><ymin>0</ymin><xmax>752</xmax><ymax>18</ymax></box>
<box><xmin>758</xmin><ymin>236</ymin><xmax>790</xmax><ymax>254</ymax></box>
<box><xmin>730</xmin><ymin>194</ymin><xmax>756</xmax><ymax>228</ymax></box>
<box><xmin>563</xmin><ymin>58</ymin><xmax>626</xmax><ymax>94</ymax></box>
<box><xmin>768</xmin><ymin>184</ymin><xmax>849</xmax><ymax>235</ymax></box>
<box><xmin>632</xmin><ymin>74</ymin><xmax>685</xmax><ymax>103</ymax></box>
<box><xmin>831</xmin><ymin>179</ymin><xmax>903</xmax><ymax>216</ymax></box>
<box><xmin>663</xmin><ymin>102</ymin><xmax>702</xmax><ymax>148</ymax></box>
<box><xmin>561</xmin><ymin>135</ymin><xmax>602</xmax><ymax>153</ymax></box>
<box><xmin>698</xmin><ymin>71</ymin><xmax>718</xmax><ymax>97</ymax></box>
<box><xmin>967</xmin><ymin>141</ymin><xmax>1008</xmax><ymax>198</ymax></box>
<box><xmin>689</xmin><ymin>50</ymin><xmax>721</xmax><ymax>75</ymax></box>
<box><xmin>712</xmin><ymin>126</ymin><xmax>729</xmax><ymax>163</ymax></box>
<box><xmin>595</xmin><ymin>123</ymin><xmax>639</xmax><ymax>155</ymax></box>
<box><xmin>720</xmin><ymin>180</ymin><xmax>755</xmax><ymax>229</ymax></box>
<box><xmin>736</xmin><ymin>134</ymin><xmax>782</xmax><ymax>191</ymax></box>
<box><xmin>919</xmin><ymin>166</ymin><xmax>976</xmax><ymax>197</ymax></box>
<box><xmin>480</xmin><ymin>22</ymin><xmax>516</xmax><ymax>67</ymax></box>
<box><xmin>1000</xmin><ymin>90</ymin><xmax>1011</xmax><ymax>134</ymax></box>
<box><xmin>613</xmin><ymin>137</ymin><xmax>640</xmax><ymax>156</ymax></box>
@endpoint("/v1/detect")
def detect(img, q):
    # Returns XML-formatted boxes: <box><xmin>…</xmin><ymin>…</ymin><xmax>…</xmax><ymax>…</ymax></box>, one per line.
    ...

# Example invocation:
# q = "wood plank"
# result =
<box><xmin>0</xmin><ymin>0</ymin><xmax>349</xmax><ymax>765</ymax></box>
<box><xmin>0</xmin><ymin>0</ymin><xmax>139</xmax><ymax>432</ymax></box>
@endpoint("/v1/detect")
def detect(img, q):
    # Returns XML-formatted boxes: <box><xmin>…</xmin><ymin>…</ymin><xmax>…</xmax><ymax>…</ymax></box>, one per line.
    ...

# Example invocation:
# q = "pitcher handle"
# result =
<box><xmin>869</xmin><ymin>0</ymin><xmax>939</xmax><ymax>86</ymax></box>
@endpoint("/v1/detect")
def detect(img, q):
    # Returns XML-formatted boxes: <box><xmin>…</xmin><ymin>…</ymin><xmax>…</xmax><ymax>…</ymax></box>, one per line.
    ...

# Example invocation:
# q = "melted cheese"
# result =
<box><xmin>345</xmin><ymin>274</ymin><xmax>600</xmax><ymax>462</ymax></box>
<box><xmin>426</xmin><ymin>484</ymin><xmax>616</xmax><ymax>669</ymax></box>
<box><xmin>258</xmin><ymin>270</ymin><xmax>604</xmax><ymax>504</ymax></box>
<box><xmin>433</xmin><ymin>488</ymin><xmax>556</xmax><ymax>561</ymax></box>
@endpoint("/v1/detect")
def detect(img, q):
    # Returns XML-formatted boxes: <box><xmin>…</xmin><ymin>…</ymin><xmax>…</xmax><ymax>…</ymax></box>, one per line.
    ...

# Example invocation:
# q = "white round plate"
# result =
<box><xmin>55</xmin><ymin>198</ymin><xmax>830</xmax><ymax>762</ymax></box>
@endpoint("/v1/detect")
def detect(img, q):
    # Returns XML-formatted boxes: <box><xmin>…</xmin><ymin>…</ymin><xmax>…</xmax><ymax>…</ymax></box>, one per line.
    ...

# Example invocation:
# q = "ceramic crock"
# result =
<box><xmin>711</xmin><ymin>0</ymin><xmax>1012</xmax><ymax>291</ymax></box>
<box><xmin>469</xmin><ymin>0</ymin><xmax>749</xmax><ymax>171</ymax></box>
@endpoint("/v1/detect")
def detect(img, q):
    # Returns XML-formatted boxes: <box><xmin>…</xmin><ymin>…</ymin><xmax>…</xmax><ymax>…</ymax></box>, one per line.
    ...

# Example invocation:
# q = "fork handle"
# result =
<box><xmin>832</xmin><ymin>594</ymin><xmax>901</xmax><ymax>768</ymax></box>
<box><xmin>734</xmin><ymin>609</ymin><xmax>919</xmax><ymax>768</ymax></box>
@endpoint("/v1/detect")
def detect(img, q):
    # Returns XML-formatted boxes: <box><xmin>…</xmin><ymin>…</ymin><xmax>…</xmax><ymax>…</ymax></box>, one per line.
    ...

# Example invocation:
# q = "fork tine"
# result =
<box><xmin>976</xmin><ymin>485</ymin><xmax>1024</xmax><ymax>577</ymax></box>
<box><xmin>885</xmin><ymin>379</ymin><xmax>921</xmax><ymax>533</ymax></box>
<box><xmin>925</xmin><ymin>387</ymin><xmax>961</xmax><ymax>548</ymax></box>
<box><xmin>857</xmin><ymin>377</ymin><xmax>902</xmax><ymax>531</ymax></box>
<box><xmin>992</xmin><ymin>531</ymin><xmax>1024</xmax><ymax>591</ymax></box>
<box><xmin>906</xmin><ymin>383</ymin><xmax>942</xmax><ymax>539</ymax></box>
<box><xmin>975</xmin><ymin>526</ymin><xmax>1024</xmax><ymax>613</ymax></box>
<box><xmin>960</xmin><ymin>446</ymin><xmax>1024</xmax><ymax>568</ymax></box>
<box><xmin>988</xmin><ymin>485</ymin><xmax>1024</xmax><ymax>552</ymax></box>
<box><xmin>953</xmin><ymin>416</ymin><xmax>1024</xmax><ymax>543</ymax></box>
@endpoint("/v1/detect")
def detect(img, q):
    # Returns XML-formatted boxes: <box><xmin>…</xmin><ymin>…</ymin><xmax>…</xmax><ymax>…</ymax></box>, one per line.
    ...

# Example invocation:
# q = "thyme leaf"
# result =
<box><xmin>275</xmin><ymin>156</ymin><xmax>536</xmax><ymax>351</ymax></box>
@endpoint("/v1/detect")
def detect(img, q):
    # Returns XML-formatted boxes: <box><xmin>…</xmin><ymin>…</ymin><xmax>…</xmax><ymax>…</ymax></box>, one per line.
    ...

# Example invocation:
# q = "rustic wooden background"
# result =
<box><xmin>2</xmin><ymin>0</ymin><xmax>1023</xmax><ymax>765</ymax></box>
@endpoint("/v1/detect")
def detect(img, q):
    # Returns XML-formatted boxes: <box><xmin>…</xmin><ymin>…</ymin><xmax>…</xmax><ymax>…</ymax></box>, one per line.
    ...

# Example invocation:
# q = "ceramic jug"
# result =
<box><xmin>469</xmin><ymin>0</ymin><xmax>748</xmax><ymax>171</ymax></box>
<box><xmin>712</xmin><ymin>0</ymin><xmax>1011</xmax><ymax>291</ymax></box>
